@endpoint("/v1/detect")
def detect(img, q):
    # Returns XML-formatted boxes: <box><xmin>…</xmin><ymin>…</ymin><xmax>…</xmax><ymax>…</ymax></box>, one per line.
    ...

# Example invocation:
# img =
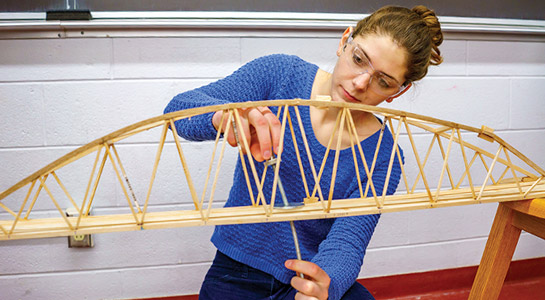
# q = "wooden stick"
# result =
<box><xmin>228</xmin><ymin>111</ymin><xmax>258</xmax><ymax>207</ymax></box>
<box><xmin>435</xmin><ymin>132</ymin><xmax>456</xmax><ymax>190</ymax></box>
<box><xmin>9</xmin><ymin>180</ymin><xmax>37</xmax><ymax>235</ymax></box>
<box><xmin>404</xmin><ymin>119</ymin><xmax>434</xmax><ymax>202</ymax></box>
<box><xmin>168</xmin><ymin>119</ymin><xmax>202</xmax><ymax>212</ymax></box>
<box><xmin>478</xmin><ymin>153</ymin><xmax>498</xmax><ymax>185</ymax></box>
<box><xmin>269</xmin><ymin>105</ymin><xmax>290</xmax><ymax>214</ymax></box>
<box><xmin>496</xmin><ymin>166</ymin><xmax>510</xmax><ymax>184</ymax></box>
<box><xmin>346</xmin><ymin>116</ymin><xmax>364</xmax><ymax>200</ymax></box>
<box><xmin>24</xmin><ymin>174</ymin><xmax>48</xmax><ymax>220</ymax></box>
<box><xmin>288</xmin><ymin>110</ymin><xmax>311</xmax><ymax>199</ymax></box>
<box><xmin>84</xmin><ymin>146</ymin><xmax>109</xmax><ymax>217</ymax></box>
<box><xmin>364</xmin><ymin>118</ymin><xmax>386</xmax><ymax>199</ymax></box>
<box><xmin>311</xmin><ymin>107</ymin><xmax>343</xmax><ymax>210</ymax></box>
<box><xmin>410</xmin><ymin>134</ymin><xmax>437</xmax><ymax>193</ymax></box>
<box><xmin>51</xmin><ymin>171</ymin><xmax>80</xmax><ymax>212</ymax></box>
<box><xmin>233</xmin><ymin>109</ymin><xmax>269</xmax><ymax>214</ymax></box>
<box><xmin>0</xmin><ymin>224</ymin><xmax>8</xmax><ymax>236</ymax></box>
<box><xmin>293</xmin><ymin>106</ymin><xmax>326</xmax><ymax>209</ymax></box>
<box><xmin>200</xmin><ymin>111</ymin><xmax>230</xmax><ymax>210</ymax></box>
<box><xmin>111</xmin><ymin>144</ymin><xmax>141</xmax><ymax>213</ymax></box>
<box><xmin>456</xmin><ymin>152</ymin><xmax>478</xmax><ymax>189</ymax></box>
<box><xmin>523</xmin><ymin>176</ymin><xmax>544</xmax><ymax>198</ymax></box>
<box><xmin>435</xmin><ymin>129</ymin><xmax>456</xmax><ymax>202</ymax></box>
<box><xmin>502</xmin><ymin>146</ymin><xmax>523</xmax><ymax>196</ymax></box>
<box><xmin>381</xmin><ymin>117</ymin><xmax>404</xmax><ymax>207</ymax></box>
<box><xmin>477</xmin><ymin>145</ymin><xmax>503</xmax><ymax>202</ymax></box>
<box><xmin>38</xmin><ymin>176</ymin><xmax>74</xmax><ymax>231</ymax></box>
<box><xmin>205</xmin><ymin>111</ymin><xmax>233</xmax><ymax>220</ymax></box>
<box><xmin>456</xmin><ymin>128</ymin><xmax>476</xmax><ymax>199</ymax></box>
<box><xmin>77</xmin><ymin>145</ymin><xmax>103</xmax><ymax>228</ymax></box>
<box><xmin>141</xmin><ymin>122</ymin><xmax>169</xmax><ymax>225</ymax></box>
<box><xmin>346</xmin><ymin>112</ymin><xmax>379</xmax><ymax>205</ymax></box>
<box><xmin>326</xmin><ymin>108</ymin><xmax>347</xmax><ymax>213</ymax></box>
<box><xmin>0</xmin><ymin>201</ymin><xmax>17</xmax><ymax>218</ymax></box>
<box><xmin>105</xmin><ymin>145</ymin><xmax>140</xmax><ymax>225</ymax></box>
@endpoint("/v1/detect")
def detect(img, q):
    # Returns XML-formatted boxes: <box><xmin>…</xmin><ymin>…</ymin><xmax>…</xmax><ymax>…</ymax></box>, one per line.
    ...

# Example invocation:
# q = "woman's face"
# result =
<box><xmin>330</xmin><ymin>32</ymin><xmax>408</xmax><ymax>107</ymax></box>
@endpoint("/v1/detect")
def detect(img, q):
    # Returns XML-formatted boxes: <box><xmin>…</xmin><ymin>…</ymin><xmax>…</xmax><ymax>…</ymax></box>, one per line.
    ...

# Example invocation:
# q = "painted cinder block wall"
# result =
<box><xmin>0</xmin><ymin>17</ymin><xmax>544</xmax><ymax>299</ymax></box>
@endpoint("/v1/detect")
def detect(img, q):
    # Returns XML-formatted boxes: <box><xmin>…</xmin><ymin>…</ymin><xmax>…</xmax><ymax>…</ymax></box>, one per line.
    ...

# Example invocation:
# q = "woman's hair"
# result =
<box><xmin>353</xmin><ymin>5</ymin><xmax>443</xmax><ymax>85</ymax></box>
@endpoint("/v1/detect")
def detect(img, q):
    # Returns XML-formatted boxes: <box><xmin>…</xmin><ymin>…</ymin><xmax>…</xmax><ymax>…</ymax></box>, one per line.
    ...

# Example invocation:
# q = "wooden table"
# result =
<box><xmin>469</xmin><ymin>198</ymin><xmax>545</xmax><ymax>299</ymax></box>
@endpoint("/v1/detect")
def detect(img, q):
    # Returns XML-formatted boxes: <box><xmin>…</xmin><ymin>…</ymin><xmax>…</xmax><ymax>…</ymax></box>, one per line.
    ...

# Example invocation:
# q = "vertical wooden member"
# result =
<box><xmin>468</xmin><ymin>203</ymin><xmax>522</xmax><ymax>300</ymax></box>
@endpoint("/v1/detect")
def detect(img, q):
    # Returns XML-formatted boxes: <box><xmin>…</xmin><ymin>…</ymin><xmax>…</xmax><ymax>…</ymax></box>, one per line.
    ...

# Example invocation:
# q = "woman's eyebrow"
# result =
<box><xmin>356</xmin><ymin>43</ymin><xmax>401</xmax><ymax>84</ymax></box>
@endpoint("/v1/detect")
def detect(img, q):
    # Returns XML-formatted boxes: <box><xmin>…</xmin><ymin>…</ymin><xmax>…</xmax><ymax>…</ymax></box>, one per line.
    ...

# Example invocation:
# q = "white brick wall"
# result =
<box><xmin>1</xmin><ymin>23</ymin><xmax>544</xmax><ymax>300</ymax></box>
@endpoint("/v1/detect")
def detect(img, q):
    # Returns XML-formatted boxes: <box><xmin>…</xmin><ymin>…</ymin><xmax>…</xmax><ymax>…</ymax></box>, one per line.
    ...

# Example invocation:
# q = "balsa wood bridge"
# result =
<box><xmin>1</xmin><ymin>99</ymin><xmax>544</xmax><ymax>241</ymax></box>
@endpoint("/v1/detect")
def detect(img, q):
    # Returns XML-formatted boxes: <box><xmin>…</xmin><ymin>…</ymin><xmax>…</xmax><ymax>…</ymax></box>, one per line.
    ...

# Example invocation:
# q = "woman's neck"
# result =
<box><xmin>309</xmin><ymin>69</ymin><xmax>382</xmax><ymax>149</ymax></box>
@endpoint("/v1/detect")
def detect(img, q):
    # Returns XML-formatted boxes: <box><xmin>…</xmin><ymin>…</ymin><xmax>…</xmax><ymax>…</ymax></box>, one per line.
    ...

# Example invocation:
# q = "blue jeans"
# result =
<box><xmin>199</xmin><ymin>251</ymin><xmax>375</xmax><ymax>300</ymax></box>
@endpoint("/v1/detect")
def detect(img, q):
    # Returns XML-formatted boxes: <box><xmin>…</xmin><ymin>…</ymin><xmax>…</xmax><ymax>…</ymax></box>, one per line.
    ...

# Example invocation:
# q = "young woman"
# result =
<box><xmin>164</xmin><ymin>5</ymin><xmax>443</xmax><ymax>300</ymax></box>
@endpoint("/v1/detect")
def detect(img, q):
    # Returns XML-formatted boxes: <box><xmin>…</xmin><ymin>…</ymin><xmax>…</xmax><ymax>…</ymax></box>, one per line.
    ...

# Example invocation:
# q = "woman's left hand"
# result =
<box><xmin>285</xmin><ymin>260</ymin><xmax>330</xmax><ymax>300</ymax></box>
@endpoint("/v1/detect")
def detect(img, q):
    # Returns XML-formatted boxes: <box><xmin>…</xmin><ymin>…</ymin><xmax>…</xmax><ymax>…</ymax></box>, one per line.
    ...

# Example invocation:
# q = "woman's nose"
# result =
<box><xmin>353</xmin><ymin>72</ymin><xmax>372</xmax><ymax>91</ymax></box>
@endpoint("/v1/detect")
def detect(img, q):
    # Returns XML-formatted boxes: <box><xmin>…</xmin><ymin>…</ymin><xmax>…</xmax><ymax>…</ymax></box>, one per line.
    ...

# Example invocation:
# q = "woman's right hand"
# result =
<box><xmin>212</xmin><ymin>106</ymin><xmax>282</xmax><ymax>162</ymax></box>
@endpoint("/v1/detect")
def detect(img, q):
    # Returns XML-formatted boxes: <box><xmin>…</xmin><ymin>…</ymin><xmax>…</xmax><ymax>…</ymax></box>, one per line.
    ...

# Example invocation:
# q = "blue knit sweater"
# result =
<box><xmin>164</xmin><ymin>54</ymin><xmax>402</xmax><ymax>300</ymax></box>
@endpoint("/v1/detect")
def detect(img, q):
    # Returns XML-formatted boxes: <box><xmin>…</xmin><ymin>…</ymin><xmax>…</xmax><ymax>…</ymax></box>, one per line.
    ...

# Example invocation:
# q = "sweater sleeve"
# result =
<box><xmin>311</xmin><ymin>157</ymin><xmax>402</xmax><ymax>300</ymax></box>
<box><xmin>163</xmin><ymin>54</ymin><xmax>287</xmax><ymax>141</ymax></box>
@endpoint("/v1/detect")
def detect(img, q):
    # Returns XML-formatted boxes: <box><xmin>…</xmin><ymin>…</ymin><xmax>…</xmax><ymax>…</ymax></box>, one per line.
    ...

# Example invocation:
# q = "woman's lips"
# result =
<box><xmin>342</xmin><ymin>88</ymin><xmax>360</xmax><ymax>103</ymax></box>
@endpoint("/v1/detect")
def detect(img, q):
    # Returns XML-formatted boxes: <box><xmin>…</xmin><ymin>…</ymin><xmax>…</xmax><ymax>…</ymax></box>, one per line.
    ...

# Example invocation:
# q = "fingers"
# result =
<box><xmin>285</xmin><ymin>260</ymin><xmax>330</xmax><ymax>300</ymax></box>
<box><xmin>217</xmin><ymin>107</ymin><xmax>281</xmax><ymax>162</ymax></box>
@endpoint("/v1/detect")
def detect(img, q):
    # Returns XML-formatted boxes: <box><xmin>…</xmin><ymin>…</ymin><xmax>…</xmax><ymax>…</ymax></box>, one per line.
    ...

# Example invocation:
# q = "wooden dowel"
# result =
<box><xmin>229</xmin><ymin>111</ymin><xmax>258</xmax><ymax>207</ymax></box>
<box><xmin>381</xmin><ymin>117</ymin><xmax>404</xmax><ymax>207</ymax></box>
<box><xmin>0</xmin><ymin>224</ymin><xmax>8</xmax><ymax>236</ymax></box>
<box><xmin>404</xmin><ymin>120</ymin><xmax>434</xmax><ymax>202</ymax></box>
<box><xmin>364</xmin><ymin>118</ymin><xmax>386</xmax><ymax>199</ymax></box>
<box><xmin>51</xmin><ymin>171</ymin><xmax>80</xmax><ymax>213</ymax></box>
<box><xmin>327</xmin><ymin>108</ymin><xmax>347</xmax><ymax>213</ymax></box>
<box><xmin>168</xmin><ymin>119</ymin><xmax>202</xmax><ymax>213</ymax></box>
<box><xmin>77</xmin><ymin>146</ymin><xmax>103</xmax><ymax>228</ymax></box>
<box><xmin>111</xmin><ymin>144</ymin><xmax>141</xmax><ymax>213</ymax></box>
<box><xmin>287</xmin><ymin>111</ymin><xmax>311</xmax><ymax>199</ymax></box>
<box><xmin>346</xmin><ymin>116</ymin><xmax>364</xmax><ymax>200</ymax></box>
<box><xmin>105</xmin><ymin>145</ymin><xmax>140</xmax><ymax>225</ymax></box>
<box><xmin>24</xmin><ymin>174</ymin><xmax>48</xmax><ymax>220</ymax></box>
<box><xmin>39</xmin><ymin>176</ymin><xmax>74</xmax><ymax>231</ymax></box>
<box><xmin>200</xmin><ymin>111</ymin><xmax>229</xmax><ymax>210</ymax></box>
<box><xmin>141</xmin><ymin>122</ymin><xmax>169</xmax><ymax>225</ymax></box>
<box><xmin>9</xmin><ymin>180</ymin><xmax>37</xmax><ymax>236</ymax></box>
<box><xmin>435</xmin><ymin>133</ymin><xmax>455</xmax><ymax>190</ymax></box>
<box><xmin>0</xmin><ymin>202</ymin><xmax>17</xmax><ymax>218</ymax></box>
<box><xmin>478</xmin><ymin>153</ymin><xmax>497</xmax><ymax>185</ymax></box>
<box><xmin>346</xmin><ymin>112</ymin><xmax>379</xmax><ymax>206</ymax></box>
<box><xmin>233</xmin><ymin>109</ymin><xmax>269</xmax><ymax>215</ymax></box>
<box><xmin>205</xmin><ymin>112</ymin><xmax>233</xmax><ymax>220</ymax></box>
<box><xmin>268</xmin><ymin>105</ymin><xmax>290</xmax><ymax>214</ymax></box>
<box><xmin>410</xmin><ymin>134</ymin><xmax>437</xmax><ymax>193</ymax></box>
<box><xmin>523</xmin><ymin>176</ymin><xmax>544</xmax><ymax>198</ymax></box>
<box><xmin>477</xmin><ymin>145</ymin><xmax>503</xmax><ymax>202</ymax></box>
<box><xmin>502</xmin><ymin>146</ymin><xmax>523</xmax><ymax>196</ymax></box>
<box><xmin>84</xmin><ymin>147</ymin><xmax>108</xmax><ymax>217</ymax></box>
<box><xmin>435</xmin><ymin>129</ymin><xmax>456</xmax><ymax>202</ymax></box>
<box><xmin>456</xmin><ymin>152</ymin><xmax>478</xmax><ymax>189</ymax></box>
<box><xmin>456</xmin><ymin>128</ymin><xmax>476</xmax><ymax>198</ymax></box>
<box><xmin>293</xmin><ymin>106</ymin><xmax>326</xmax><ymax>209</ymax></box>
<box><xmin>311</xmin><ymin>106</ymin><xmax>342</xmax><ymax>209</ymax></box>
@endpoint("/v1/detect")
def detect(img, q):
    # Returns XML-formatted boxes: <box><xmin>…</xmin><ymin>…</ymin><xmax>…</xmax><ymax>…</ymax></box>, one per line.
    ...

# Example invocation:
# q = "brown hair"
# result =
<box><xmin>353</xmin><ymin>5</ymin><xmax>443</xmax><ymax>85</ymax></box>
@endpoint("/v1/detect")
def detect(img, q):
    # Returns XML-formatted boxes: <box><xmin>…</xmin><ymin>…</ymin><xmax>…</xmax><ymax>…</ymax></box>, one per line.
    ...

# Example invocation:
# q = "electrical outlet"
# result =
<box><xmin>65</xmin><ymin>207</ymin><xmax>94</xmax><ymax>248</ymax></box>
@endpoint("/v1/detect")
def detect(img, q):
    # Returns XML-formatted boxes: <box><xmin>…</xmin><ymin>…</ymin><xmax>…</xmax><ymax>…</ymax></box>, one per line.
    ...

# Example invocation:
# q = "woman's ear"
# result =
<box><xmin>386</xmin><ymin>83</ymin><xmax>412</xmax><ymax>103</ymax></box>
<box><xmin>337</xmin><ymin>27</ymin><xmax>353</xmax><ymax>56</ymax></box>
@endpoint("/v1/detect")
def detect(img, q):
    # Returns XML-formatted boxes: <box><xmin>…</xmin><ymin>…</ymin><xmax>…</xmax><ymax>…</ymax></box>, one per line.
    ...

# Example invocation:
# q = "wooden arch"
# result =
<box><xmin>1</xmin><ymin>99</ymin><xmax>544</xmax><ymax>240</ymax></box>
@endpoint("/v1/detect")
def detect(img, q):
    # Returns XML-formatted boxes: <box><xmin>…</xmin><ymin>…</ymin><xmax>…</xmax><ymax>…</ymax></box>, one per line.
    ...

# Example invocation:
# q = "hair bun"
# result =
<box><xmin>412</xmin><ymin>5</ymin><xmax>444</xmax><ymax>65</ymax></box>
